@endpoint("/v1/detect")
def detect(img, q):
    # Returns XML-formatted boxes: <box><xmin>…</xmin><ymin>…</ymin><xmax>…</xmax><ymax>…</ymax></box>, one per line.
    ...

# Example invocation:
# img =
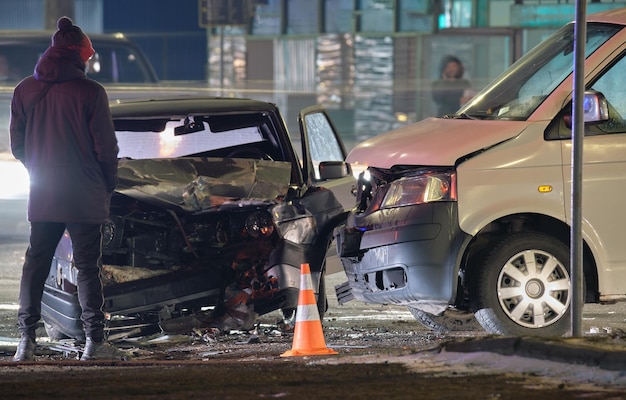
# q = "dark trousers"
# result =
<box><xmin>17</xmin><ymin>222</ymin><xmax>105</xmax><ymax>341</ymax></box>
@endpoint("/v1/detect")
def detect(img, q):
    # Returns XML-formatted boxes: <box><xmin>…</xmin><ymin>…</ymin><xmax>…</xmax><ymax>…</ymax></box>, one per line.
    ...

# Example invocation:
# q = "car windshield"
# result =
<box><xmin>459</xmin><ymin>22</ymin><xmax>621</xmax><ymax>120</ymax></box>
<box><xmin>115</xmin><ymin>113</ymin><xmax>277</xmax><ymax>160</ymax></box>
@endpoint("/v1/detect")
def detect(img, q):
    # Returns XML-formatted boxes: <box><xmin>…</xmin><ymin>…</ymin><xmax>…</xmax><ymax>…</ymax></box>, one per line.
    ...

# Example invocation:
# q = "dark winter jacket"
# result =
<box><xmin>10</xmin><ymin>46</ymin><xmax>118</xmax><ymax>224</ymax></box>
<box><xmin>431</xmin><ymin>78</ymin><xmax>472</xmax><ymax>116</ymax></box>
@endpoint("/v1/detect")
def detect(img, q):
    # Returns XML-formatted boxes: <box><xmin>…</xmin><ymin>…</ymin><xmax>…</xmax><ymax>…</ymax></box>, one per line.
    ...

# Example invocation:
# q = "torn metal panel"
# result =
<box><xmin>116</xmin><ymin>158</ymin><xmax>292</xmax><ymax>212</ymax></box>
<box><xmin>272</xmin><ymin>187</ymin><xmax>344</xmax><ymax>245</ymax></box>
<box><xmin>159</xmin><ymin>284</ymin><xmax>260</xmax><ymax>333</ymax></box>
<box><xmin>101</xmin><ymin>264</ymin><xmax>178</xmax><ymax>285</ymax></box>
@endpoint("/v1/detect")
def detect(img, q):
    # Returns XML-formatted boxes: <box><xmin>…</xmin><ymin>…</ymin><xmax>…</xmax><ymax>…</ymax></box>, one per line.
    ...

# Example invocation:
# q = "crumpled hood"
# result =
<box><xmin>115</xmin><ymin>157</ymin><xmax>292</xmax><ymax>213</ymax></box>
<box><xmin>347</xmin><ymin>118</ymin><xmax>530</xmax><ymax>168</ymax></box>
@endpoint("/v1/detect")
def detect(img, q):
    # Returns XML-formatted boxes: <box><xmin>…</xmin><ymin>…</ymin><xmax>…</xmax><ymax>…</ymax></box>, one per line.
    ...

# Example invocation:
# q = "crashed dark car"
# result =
<box><xmin>40</xmin><ymin>96</ymin><xmax>354</xmax><ymax>341</ymax></box>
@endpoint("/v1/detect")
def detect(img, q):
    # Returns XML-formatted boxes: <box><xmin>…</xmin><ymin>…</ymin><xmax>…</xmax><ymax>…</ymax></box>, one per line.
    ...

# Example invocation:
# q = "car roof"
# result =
<box><xmin>109</xmin><ymin>96</ymin><xmax>279</xmax><ymax>118</ymax></box>
<box><xmin>0</xmin><ymin>30</ymin><xmax>159</xmax><ymax>83</ymax></box>
<box><xmin>0</xmin><ymin>30</ymin><xmax>139</xmax><ymax>46</ymax></box>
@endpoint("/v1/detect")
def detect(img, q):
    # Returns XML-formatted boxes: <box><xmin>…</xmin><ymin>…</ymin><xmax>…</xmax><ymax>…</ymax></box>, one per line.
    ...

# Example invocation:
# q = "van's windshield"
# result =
<box><xmin>459</xmin><ymin>23</ymin><xmax>621</xmax><ymax>121</ymax></box>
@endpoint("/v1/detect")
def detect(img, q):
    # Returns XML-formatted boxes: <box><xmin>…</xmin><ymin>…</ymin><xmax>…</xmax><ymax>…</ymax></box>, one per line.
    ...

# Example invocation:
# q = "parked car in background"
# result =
<box><xmin>336</xmin><ymin>8</ymin><xmax>626</xmax><ymax>337</ymax></box>
<box><xmin>0</xmin><ymin>30</ymin><xmax>158</xmax><ymax>85</ymax></box>
<box><xmin>0</xmin><ymin>31</ymin><xmax>159</xmax><ymax>237</ymax></box>
<box><xmin>41</xmin><ymin>96</ymin><xmax>354</xmax><ymax>340</ymax></box>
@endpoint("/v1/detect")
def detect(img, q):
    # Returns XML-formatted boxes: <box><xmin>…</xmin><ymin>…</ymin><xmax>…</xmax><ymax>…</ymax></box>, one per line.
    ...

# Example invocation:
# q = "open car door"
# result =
<box><xmin>298</xmin><ymin>105</ymin><xmax>355</xmax><ymax>212</ymax></box>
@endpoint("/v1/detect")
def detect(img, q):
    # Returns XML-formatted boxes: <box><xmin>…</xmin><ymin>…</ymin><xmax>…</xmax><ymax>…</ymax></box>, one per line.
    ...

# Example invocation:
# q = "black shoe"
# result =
<box><xmin>80</xmin><ymin>337</ymin><xmax>125</xmax><ymax>361</ymax></box>
<box><xmin>13</xmin><ymin>335</ymin><xmax>36</xmax><ymax>362</ymax></box>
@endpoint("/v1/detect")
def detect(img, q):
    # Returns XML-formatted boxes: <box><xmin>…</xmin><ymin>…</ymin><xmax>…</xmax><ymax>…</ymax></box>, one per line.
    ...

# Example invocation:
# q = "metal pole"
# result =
<box><xmin>570</xmin><ymin>0</ymin><xmax>586</xmax><ymax>337</ymax></box>
<box><xmin>220</xmin><ymin>26</ymin><xmax>225</xmax><ymax>92</ymax></box>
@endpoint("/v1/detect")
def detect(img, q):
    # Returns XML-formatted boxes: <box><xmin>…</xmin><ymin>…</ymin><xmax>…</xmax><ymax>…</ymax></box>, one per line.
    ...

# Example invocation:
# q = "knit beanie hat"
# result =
<box><xmin>52</xmin><ymin>16</ymin><xmax>95</xmax><ymax>63</ymax></box>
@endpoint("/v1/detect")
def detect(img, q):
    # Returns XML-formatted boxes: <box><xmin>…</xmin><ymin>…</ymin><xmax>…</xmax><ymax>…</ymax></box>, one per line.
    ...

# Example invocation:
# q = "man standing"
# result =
<box><xmin>10</xmin><ymin>17</ymin><xmax>120</xmax><ymax>361</ymax></box>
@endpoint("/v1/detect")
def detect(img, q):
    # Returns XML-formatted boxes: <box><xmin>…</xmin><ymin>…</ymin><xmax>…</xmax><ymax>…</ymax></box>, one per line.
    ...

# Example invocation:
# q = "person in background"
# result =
<box><xmin>431</xmin><ymin>55</ymin><xmax>474</xmax><ymax>116</ymax></box>
<box><xmin>10</xmin><ymin>17</ymin><xmax>121</xmax><ymax>361</ymax></box>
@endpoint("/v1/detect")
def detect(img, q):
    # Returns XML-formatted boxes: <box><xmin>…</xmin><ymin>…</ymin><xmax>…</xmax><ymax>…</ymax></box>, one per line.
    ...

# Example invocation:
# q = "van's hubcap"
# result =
<box><xmin>525</xmin><ymin>279</ymin><xmax>544</xmax><ymax>298</ymax></box>
<box><xmin>497</xmin><ymin>249</ymin><xmax>570</xmax><ymax>329</ymax></box>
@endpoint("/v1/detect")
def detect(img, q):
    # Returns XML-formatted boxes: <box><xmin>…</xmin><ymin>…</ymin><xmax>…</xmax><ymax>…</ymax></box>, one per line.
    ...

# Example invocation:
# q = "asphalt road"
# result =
<box><xmin>1</xmin><ymin>236</ymin><xmax>626</xmax><ymax>399</ymax></box>
<box><xmin>0</xmin><ymin>235</ymin><xmax>25</xmax><ymax>306</ymax></box>
<box><xmin>4</xmin><ymin>235</ymin><xmax>625</xmax><ymax>338</ymax></box>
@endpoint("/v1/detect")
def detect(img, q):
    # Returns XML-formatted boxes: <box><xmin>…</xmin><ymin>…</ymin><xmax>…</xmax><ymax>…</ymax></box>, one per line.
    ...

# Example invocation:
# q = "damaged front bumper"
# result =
<box><xmin>41</xmin><ymin>260</ymin><xmax>304</xmax><ymax>340</ymax></box>
<box><xmin>335</xmin><ymin>202</ymin><xmax>470</xmax><ymax>312</ymax></box>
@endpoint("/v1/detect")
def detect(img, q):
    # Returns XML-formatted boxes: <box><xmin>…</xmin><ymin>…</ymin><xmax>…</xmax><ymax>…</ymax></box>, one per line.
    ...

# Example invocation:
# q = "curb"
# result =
<box><xmin>441</xmin><ymin>336</ymin><xmax>626</xmax><ymax>371</ymax></box>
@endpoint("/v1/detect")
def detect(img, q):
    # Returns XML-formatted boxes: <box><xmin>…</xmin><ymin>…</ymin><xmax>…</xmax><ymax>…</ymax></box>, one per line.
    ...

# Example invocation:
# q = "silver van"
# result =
<box><xmin>336</xmin><ymin>8</ymin><xmax>626</xmax><ymax>337</ymax></box>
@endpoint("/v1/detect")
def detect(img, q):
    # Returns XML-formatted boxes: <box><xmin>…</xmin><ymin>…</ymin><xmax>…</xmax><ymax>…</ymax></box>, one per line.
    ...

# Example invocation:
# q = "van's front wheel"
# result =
<box><xmin>471</xmin><ymin>232</ymin><xmax>572</xmax><ymax>337</ymax></box>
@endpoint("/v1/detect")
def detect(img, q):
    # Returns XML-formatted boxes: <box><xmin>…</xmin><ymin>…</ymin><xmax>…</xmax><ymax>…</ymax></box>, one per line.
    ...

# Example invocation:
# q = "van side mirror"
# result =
<box><xmin>582</xmin><ymin>90</ymin><xmax>609</xmax><ymax>124</ymax></box>
<box><xmin>563</xmin><ymin>90</ymin><xmax>609</xmax><ymax>129</ymax></box>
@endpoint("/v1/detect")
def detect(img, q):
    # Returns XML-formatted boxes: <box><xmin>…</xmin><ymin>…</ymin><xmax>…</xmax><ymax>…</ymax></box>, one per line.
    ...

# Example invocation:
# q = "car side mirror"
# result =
<box><xmin>563</xmin><ymin>90</ymin><xmax>609</xmax><ymax>129</ymax></box>
<box><xmin>318</xmin><ymin>161</ymin><xmax>351</xmax><ymax>180</ymax></box>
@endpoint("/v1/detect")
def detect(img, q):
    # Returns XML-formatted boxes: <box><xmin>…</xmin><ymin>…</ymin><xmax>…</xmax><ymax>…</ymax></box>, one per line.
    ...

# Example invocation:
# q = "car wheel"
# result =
<box><xmin>471</xmin><ymin>232</ymin><xmax>572</xmax><ymax>337</ymax></box>
<box><xmin>280</xmin><ymin>307</ymin><xmax>297</xmax><ymax>325</ymax></box>
<box><xmin>44</xmin><ymin>321</ymin><xmax>69</xmax><ymax>341</ymax></box>
<box><xmin>408</xmin><ymin>306</ymin><xmax>482</xmax><ymax>333</ymax></box>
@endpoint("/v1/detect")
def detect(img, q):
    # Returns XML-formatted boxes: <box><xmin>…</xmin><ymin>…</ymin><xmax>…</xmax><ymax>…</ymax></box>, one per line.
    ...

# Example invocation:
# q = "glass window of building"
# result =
<box><xmin>398</xmin><ymin>0</ymin><xmax>432</xmax><ymax>32</ymax></box>
<box><xmin>287</xmin><ymin>0</ymin><xmax>319</xmax><ymax>34</ymax></box>
<box><xmin>324</xmin><ymin>0</ymin><xmax>353</xmax><ymax>33</ymax></box>
<box><xmin>357</xmin><ymin>0</ymin><xmax>393</xmax><ymax>32</ymax></box>
<box><xmin>252</xmin><ymin>0</ymin><xmax>282</xmax><ymax>35</ymax></box>
<box><xmin>438</xmin><ymin>0</ymin><xmax>473</xmax><ymax>28</ymax></box>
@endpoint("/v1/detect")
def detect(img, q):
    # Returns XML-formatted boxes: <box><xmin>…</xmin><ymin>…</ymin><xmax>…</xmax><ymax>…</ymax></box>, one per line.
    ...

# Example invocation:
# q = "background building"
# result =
<box><xmin>1</xmin><ymin>0</ymin><xmax>624</xmax><ymax>146</ymax></box>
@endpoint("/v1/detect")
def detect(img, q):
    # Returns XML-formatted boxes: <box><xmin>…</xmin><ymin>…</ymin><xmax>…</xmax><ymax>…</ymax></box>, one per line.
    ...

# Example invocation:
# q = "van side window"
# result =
<box><xmin>587</xmin><ymin>54</ymin><xmax>626</xmax><ymax>134</ymax></box>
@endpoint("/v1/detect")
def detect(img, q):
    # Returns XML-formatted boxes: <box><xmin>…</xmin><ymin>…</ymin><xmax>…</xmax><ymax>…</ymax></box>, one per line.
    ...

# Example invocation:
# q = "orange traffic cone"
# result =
<box><xmin>281</xmin><ymin>263</ymin><xmax>337</xmax><ymax>357</ymax></box>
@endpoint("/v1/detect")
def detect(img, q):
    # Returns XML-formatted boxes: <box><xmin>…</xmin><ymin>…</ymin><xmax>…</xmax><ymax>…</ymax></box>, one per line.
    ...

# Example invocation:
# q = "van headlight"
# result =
<box><xmin>350</xmin><ymin>162</ymin><xmax>369</xmax><ymax>180</ymax></box>
<box><xmin>381</xmin><ymin>170</ymin><xmax>456</xmax><ymax>208</ymax></box>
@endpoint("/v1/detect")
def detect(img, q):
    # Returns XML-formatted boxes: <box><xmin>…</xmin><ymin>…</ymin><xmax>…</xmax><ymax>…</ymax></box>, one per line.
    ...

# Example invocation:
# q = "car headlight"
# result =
<box><xmin>381</xmin><ymin>170</ymin><xmax>456</xmax><ymax>208</ymax></box>
<box><xmin>271</xmin><ymin>203</ymin><xmax>317</xmax><ymax>245</ymax></box>
<box><xmin>245</xmin><ymin>211</ymin><xmax>275</xmax><ymax>238</ymax></box>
